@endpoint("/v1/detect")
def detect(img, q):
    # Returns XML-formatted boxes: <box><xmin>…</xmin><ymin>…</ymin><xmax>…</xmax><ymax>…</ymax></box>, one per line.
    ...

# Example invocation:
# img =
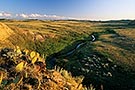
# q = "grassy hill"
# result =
<box><xmin>0</xmin><ymin>19</ymin><xmax>135</xmax><ymax>90</ymax></box>
<box><xmin>0</xmin><ymin>20</ymin><xmax>100</xmax><ymax>56</ymax></box>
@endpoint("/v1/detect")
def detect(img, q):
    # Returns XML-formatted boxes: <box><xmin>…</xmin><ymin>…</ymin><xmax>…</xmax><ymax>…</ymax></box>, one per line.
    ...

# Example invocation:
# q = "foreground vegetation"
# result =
<box><xmin>0</xmin><ymin>47</ymin><xmax>95</xmax><ymax>90</ymax></box>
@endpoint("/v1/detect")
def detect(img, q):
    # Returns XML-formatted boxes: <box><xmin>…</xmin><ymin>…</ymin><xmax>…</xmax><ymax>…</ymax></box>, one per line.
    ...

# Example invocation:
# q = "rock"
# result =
<box><xmin>107</xmin><ymin>72</ymin><xmax>112</xmax><ymax>77</ymax></box>
<box><xmin>84</xmin><ymin>63</ymin><xmax>89</xmax><ymax>66</ymax></box>
<box><xmin>108</xmin><ymin>58</ymin><xmax>113</xmax><ymax>62</ymax></box>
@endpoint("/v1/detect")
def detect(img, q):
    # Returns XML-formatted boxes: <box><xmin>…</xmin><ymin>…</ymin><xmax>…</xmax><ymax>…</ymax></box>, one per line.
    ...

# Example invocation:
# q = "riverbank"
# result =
<box><xmin>47</xmin><ymin>29</ymin><xmax>135</xmax><ymax>90</ymax></box>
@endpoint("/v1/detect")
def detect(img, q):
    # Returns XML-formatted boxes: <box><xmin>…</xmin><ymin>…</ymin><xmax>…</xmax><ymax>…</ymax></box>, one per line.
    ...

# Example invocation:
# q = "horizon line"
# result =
<box><xmin>0</xmin><ymin>18</ymin><xmax>134</xmax><ymax>22</ymax></box>
<box><xmin>0</xmin><ymin>12</ymin><xmax>135</xmax><ymax>21</ymax></box>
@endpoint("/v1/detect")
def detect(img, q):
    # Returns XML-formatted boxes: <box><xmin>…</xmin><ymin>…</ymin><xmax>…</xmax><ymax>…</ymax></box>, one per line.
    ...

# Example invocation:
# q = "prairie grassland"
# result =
<box><xmin>117</xmin><ymin>28</ymin><xmax>135</xmax><ymax>39</ymax></box>
<box><xmin>0</xmin><ymin>20</ymin><xmax>101</xmax><ymax>55</ymax></box>
<box><xmin>0</xmin><ymin>20</ymin><xmax>135</xmax><ymax>89</ymax></box>
<box><xmin>94</xmin><ymin>41</ymin><xmax>135</xmax><ymax>68</ymax></box>
<box><xmin>1</xmin><ymin>20</ymin><xmax>135</xmax><ymax>68</ymax></box>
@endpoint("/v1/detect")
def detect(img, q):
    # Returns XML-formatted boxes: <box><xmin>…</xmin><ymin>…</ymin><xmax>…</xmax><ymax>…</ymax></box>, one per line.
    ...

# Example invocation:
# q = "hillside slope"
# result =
<box><xmin>0</xmin><ymin>22</ymin><xmax>14</xmax><ymax>41</ymax></box>
<box><xmin>0</xmin><ymin>47</ymin><xmax>92</xmax><ymax>90</ymax></box>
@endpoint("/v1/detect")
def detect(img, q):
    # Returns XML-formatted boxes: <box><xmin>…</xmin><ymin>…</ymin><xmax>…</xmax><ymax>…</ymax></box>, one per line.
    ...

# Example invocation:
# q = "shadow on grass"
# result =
<box><xmin>46</xmin><ymin>30</ymin><xmax>135</xmax><ymax>90</ymax></box>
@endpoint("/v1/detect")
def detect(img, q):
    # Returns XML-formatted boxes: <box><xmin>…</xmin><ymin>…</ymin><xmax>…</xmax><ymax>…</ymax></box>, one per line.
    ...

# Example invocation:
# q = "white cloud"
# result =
<box><xmin>0</xmin><ymin>12</ymin><xmax>77</xmax><ymax>20</ymax></box>
<box><xmin>29</xmin><ymin>14</ymin><xmax>43</xmax><ymax>18</ymax></box>
<box><xmin>16</xmin><ymin>13</ymin><xmax>73</xmax><ymax>20</ymax></box>
<box><xmin>19</xmin><ymin>14</ymin><xmax>29</xmax><ymax>18</ymax></box>
<box><xmin>0</xmin><ymin>13</ymin><xmax>3</xmax><ymax>16</ymax></box>
<box><xmin>0</xmin><ymin>12</ymin><xmax>12</xmax><ymax>17</ymax></box>
<box><xmin>3</xmin><ymin>13</ymin><xmax>11</xmax><ymax>17</ymax></box>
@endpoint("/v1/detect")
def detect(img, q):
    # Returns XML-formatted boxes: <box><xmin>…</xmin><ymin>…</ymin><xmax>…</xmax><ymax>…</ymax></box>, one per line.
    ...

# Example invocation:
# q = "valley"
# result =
<box><xmin>0</xmin><ymin>19</ymin><xmax>135</xmax><ymax>90</ymax></box>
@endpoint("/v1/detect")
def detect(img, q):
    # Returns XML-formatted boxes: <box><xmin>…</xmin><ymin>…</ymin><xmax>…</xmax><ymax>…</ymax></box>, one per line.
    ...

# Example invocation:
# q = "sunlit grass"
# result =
<box><xmin>0</xmin><ymin>20</ymin><xmax>135</xmax><ymax>89</ymax></box>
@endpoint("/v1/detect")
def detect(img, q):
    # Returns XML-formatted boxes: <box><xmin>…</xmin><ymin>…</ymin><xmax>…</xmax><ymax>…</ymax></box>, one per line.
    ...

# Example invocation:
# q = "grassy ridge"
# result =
<box><xmin>2</xmin><ymin>20</ymin><xmax>101</xmax><ymax>57</ymax></box>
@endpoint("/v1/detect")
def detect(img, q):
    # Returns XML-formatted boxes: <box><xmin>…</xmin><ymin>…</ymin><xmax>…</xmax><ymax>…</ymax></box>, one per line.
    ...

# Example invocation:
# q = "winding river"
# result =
<box><xmin>48</xmin><ymin>34</ymin><xmax>96</xmax><ymax>68</ymax></box>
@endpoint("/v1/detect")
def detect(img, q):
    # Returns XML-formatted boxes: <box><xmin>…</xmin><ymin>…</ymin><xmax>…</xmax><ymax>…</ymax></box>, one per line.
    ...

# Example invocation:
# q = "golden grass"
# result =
<box><xmin>3</xmin><ymin>20</ymin><xmax>95</xmax><ymax>35</ymax></box>
<box><xmin>99</xmin><ymin>34</ymin><xmax>115</xmax><ymax>42</ymax></box>
<box><xmin>0</xmin><ymin>22</ymin><xmax>14</xmax><ymax>41</ymax></box>
<box><xmin>94</xmin><ymin>41</ymin><xmax>135</xmax><ymax>68</ymax></box>
<box><xmin>117</xmin><ymin>29</ymin><xmax>135</xmax><ymax>39</ymax></box>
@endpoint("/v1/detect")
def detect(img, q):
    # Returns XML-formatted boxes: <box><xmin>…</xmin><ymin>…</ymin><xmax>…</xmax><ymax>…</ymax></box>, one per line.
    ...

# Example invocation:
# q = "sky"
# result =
<box><xmin>0</xmin><ymin>0</ymin><xmax>135</xmax><ymax>20</ymax></box>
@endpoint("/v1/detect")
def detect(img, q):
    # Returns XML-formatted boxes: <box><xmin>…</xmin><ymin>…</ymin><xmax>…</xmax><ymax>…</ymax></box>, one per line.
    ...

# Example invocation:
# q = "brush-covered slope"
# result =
<box><xmin>1</xmin><ymin>20</ymin><xmax>99</xmax><ymax>57</ymax></box>
<box><xmin>50</xmin><ymin>22</ymin><xmax>135</xmax><ymax>90</ymax></box>
<box><xmin>0</xmin><ymin>47</ymin><xmax>93</xmax><ymax>90</ymax></box>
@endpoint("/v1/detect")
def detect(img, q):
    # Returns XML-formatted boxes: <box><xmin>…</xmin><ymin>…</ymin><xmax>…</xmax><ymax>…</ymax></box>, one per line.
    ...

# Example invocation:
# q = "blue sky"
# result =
<box><xmin>0</xmin><ymin>0</ymin><xmax>135</xmax><ymax>20</ymax></box>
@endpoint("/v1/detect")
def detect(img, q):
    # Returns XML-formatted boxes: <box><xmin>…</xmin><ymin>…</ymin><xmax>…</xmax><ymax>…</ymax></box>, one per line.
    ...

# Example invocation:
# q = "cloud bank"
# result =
<box><xmin>0</xmin><ymin>12</ymin><xmax>12</xmax><ymax>17</ymax></box>
<box><xmin>0</xmin><ymin>12</ymin><xmax>76</xmax><ymax>20</ymax></box>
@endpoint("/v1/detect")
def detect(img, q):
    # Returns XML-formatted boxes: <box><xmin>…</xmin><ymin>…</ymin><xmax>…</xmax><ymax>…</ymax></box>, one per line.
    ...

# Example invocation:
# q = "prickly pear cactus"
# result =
<box><xmin>0</xmin><ymin>46</ymin><xmax>46</xmax><ymax>90</ymax></box>
<box><xmin>0</xmin><ymin>47</ymin><xmax>90</xmax><ymax>90</ymax></box>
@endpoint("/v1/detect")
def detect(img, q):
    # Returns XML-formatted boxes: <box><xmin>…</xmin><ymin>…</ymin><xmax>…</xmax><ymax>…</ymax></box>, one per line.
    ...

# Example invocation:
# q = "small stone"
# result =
<box><xmin>108</xmin><ymin>58</ymin><xmax>113</xmax><ymax>62</ymax></box>
<box><xmin>114</xmin><ymin>65</ymin><xmax>117</xmax><ymax>67</ymax></box>
<box><xmin>81</xmin><ymin>68</ymin><xmax>85</xmax><ymax>71</ymax></box>
<box><xmin>105</xmin><ymin>63</ymin><xmax>109</xmax><ymax>66</ymax></box>
<box><xmin>107</xmin><ymin>72</ymin><xmax>112</xmax><ymax>77</ymax></box>
<box><xmin>85</xmin><ymin>69</ymin><xmax>89</xmax><ymax>73</ymax></box>
<box><xmin>85</xmin><ymin>63</ymin><xmax>89</xmax><ymax>66</ymax></box>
